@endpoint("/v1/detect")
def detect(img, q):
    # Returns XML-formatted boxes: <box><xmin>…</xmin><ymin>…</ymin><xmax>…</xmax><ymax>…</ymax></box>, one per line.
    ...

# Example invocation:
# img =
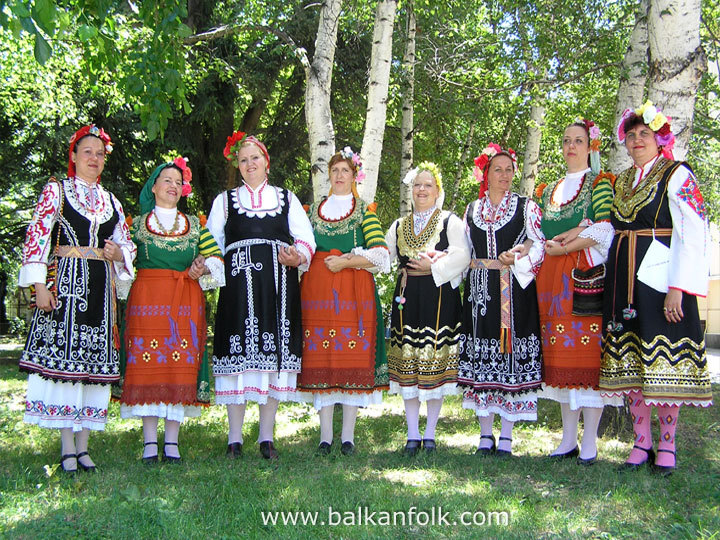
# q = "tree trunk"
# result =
<box><xmin>449</xmin><ymin>124</ymin><xmax>475</xmax><ymax>210</ymax></box>
<box><xmin>609</xmin><ymin>0</ymin><xmax>649</xmax><ymax>174</ymax></box>
<box><xmin>306</xmin><ymin>0</ymin><xmax>343</xmax><ymax>203</ymax></box>
<box><xmin>519</xmin><ymin>88</ymin><xmax>545</xmax><ymax>197</ymax></box>
<box><xmin>647</xmin><ymin>0</ymin><xmax>706</xmax><ymax>161</ymax></box>
<box><xmin>358</xmin><ymin>0</ymin><xmax>398</xmax><ymax>203</ymax></box>
<box><xmin>398</xmin><ymin>3</ymin><xmax>416</xmax><ymax>217</ymax></box>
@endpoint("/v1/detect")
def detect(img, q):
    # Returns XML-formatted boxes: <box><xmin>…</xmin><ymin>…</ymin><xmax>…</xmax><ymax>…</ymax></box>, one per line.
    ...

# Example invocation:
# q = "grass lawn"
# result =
<box><xmin>0</xmin><ymin>343</ymin><xmax>718</xmax><ymax>539</ymax></box>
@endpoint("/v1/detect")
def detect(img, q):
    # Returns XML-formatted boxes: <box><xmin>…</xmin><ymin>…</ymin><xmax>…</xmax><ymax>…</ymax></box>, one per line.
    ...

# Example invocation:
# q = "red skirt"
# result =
<box><xmin>120</xmin><ymin>269</ymin><xmax>207</xmax><ymax>406</ymax></box>
<box><xmin>298</xmin><ymin>250</ymin><xmax>379</xmax><ymax>393</ymax></box>
<box><xmin>536</xmin><ymin>251</ymin><xmax>602</xmax><ymax>389</ymax></box>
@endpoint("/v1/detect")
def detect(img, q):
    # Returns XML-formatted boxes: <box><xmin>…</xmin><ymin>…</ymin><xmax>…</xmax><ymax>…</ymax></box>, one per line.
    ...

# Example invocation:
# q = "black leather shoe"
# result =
<box><xmin>422</xmin><ymin>439</ymin><xmax>436</xmax><ymax>454</ymax></box>
<box><xmin>259</xmin><ymin>441</ymin><xmax>278</xmax><ymax>460</ymax></box>
<box><xmin>475</xmin><ymin>434</ymin><xmax>496</xmax><ymax>455</ymax></box>
<box><xmin>621</xmin><ymin>445</ymin><xmax>655</xmax><ymax>471</ymax></box>
<box><xmin>403</xmin><ymin>439</ymin><xmax>421</xmax><ymax>457</ymax></box>
<box><xmin>76</xmin><ymin>451</ymin><xmax>97</xmax><ymax>472</ymax></box>
<box><xmin>226</xmin><ymin>442</ymin><xmax>243</xmax><ymax>458</ymax></box>
<box><xmin>316</xmin><ymin>441</ymin><xmax>332</xmax><ymax>456</ymax></box>
<box><xmin>142</xmin><ymin>442</ymin><xmax>159</xmax><ymax>464</ymax></box>
<box><xmin>577</xmin><ymin>454</ymin><xmax>597</xmax><ymax>466</ymax></box>
<box><xmin>549</xmin><ymin>446</ymin><xmax>579</xmax><ymax>460</ymax></box>
<box><xmin>652</xmin><ymin>448</ymin><xmax>676</xmax><ymax>476</ymax></box>
<box><xmin>496</xmin><ymin>436</ymin><xmax>512</xmax><ymax>457</ymax></box>
<box><xmin>163</xmin><ymin>442</ymin><xmax>182</xmax><ymax>463</ymax></box>
<box><xmin>341</xmin><ymin>441</ymin><xmax>355</xmax><ymax>456</ymax></box>
<box><xmin>59</xmin><ymin>453</ymin><xmax>77</xmax><ymax>474</ymax></box>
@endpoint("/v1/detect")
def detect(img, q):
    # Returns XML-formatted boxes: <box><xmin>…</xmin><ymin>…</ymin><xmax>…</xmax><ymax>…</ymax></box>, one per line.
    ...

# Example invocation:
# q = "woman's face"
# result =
<box><xmin>625</xmin><ymin>124</ymin><xmax>660</xmax><ymax>167</ymax></box>
<box><xmin>562</xmin><ymin>125</ymin><xmax>590</xmax><ymax>172</ymax></box>
<box><xmin>72</xmin><ymin>136</ymin><xmax>106</xmax><ymax>183</ymax></box>
<box><xmin>412</xmin><ymin>170</ymin><xmax>439</xmax><ymax>211</ymax></box>
<box><xmin>486</xmin><ymin>154</ymin><xmax>514</xmax><ymax>194</ymax></box>
<box><xmin>152</xmin><ymin>166</ymin><xmax>183</xmax><ymax>209</ymax></box>
<box><xmin>237</xmin><ymin>143</ymin><xmax>268</xmax><ymax>186</ymax></box>
<box><xmin>330</xmin><ymin>159</ymin><xmax>355</xmax><ymax>196</ymax></box>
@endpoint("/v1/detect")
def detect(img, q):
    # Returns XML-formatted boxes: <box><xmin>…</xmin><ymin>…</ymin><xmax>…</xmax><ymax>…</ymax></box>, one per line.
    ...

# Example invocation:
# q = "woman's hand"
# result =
<box><xmin>278</xmin><ymin>246</ymin><xmax>306</xmax><ymax>268</ymax></box>
<box><xmin>509</xmin><ymin>243</ymin><xmax>530</xmax><ymax>259</ymax></box>
<box><xmin>663</xmin><ymin>288</ymin><xmax>684</xmax><ymax>323</ymax></box>
<box><xmin>188</xmin><ymin>255</ymin><xmax>207</xmax><ymax>280</ymax></box>
<box><xmin>407</xmin><ymin>252</ymin><xmax>434</xmax><ymax>272</ymax></box>
<box><xmin>498</xmin><ymin>250</ymin><xmax>515</xmax><ymax>266</ymax></box>
<box><xmin>544</xmin><ymin>239</ymin><xmax>567</xmax><ymax>257</ymax></box>
<box><xmin>103</xmin><ymin>239</ymin><xmax>123</xmax><ymax>262</ymax></box>
<box><xmin>424</xmin><ymin>250</ymin><xmax>448</xmax><ymax>264</ymax></box>
<box><xmin>324</xmin><ymin>255</ymin><xmax>348</xmax><ymax>273</ymax></box>
<box><xmin>34</xmin><ymin>282</ymin><xmax>56</xmax><ymax>312</ymax></box>
<box><xmin>552</xmin><ymin>226</ymin><xmax>583</xmax><ymax>245</ymax></box>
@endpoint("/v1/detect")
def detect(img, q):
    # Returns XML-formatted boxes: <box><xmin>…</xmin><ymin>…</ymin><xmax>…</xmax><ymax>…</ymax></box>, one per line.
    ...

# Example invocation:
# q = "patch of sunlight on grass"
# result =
<box><xmin>381</xmin><ymin>467</ymin><xmax>448</xmax><ymax>487</ymax></box>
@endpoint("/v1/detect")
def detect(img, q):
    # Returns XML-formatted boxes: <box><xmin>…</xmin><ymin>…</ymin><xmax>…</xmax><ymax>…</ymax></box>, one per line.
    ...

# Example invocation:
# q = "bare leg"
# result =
<box><xmin>404</xmin><ymin>397</ymin><xmax>421</xmax><ymax>440</ymax></box>
<box><xmin>579</xmin><ymin>407</ymin><xmax>603</xmax><ymax>460</ymax></box>
<box><xmin>227</xmin><ymin>404</ymin><xmax>246</xmax><ymax>444</ymax></box>
<box><xmin>163</xmin><ymin>419</ymin><xmax>181</xmax><ymax>458</ymax></box>
<box><xmin>341</xmin><ymin>405</ymin><xmax>358</xmax><ymax>444</ymax></box>
<box><xmin>551</xmin><ymin>403</ymin><xmax>580</xmax><ymax>455</ymax></box>
<box><xmin>318</xmin><ymin>405</ymin><xmax>334</xmax><ymax>445</ymax></box>
<box><xmin>258</xmin><ymin>397</ymin><xmax>279</xmax><ymax>443</ymax></box>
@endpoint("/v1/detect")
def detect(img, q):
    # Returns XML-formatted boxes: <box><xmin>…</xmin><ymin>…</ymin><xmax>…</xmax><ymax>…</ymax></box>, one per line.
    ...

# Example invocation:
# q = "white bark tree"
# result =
<box><xmin>519</xmin><ymin>90</ymin><xmax>546</xmax><ymax>197</ymax></box>
<box><xmin>608</xmin><ymin>0</ymin><xmax>649</xmax><ymax>173</ymax></box>
<box><xmin>358</xmin><ymin>0</ymin><xmax>398</xmax><ymax>203</ymax></box>
<box><xmin>305</xmin><ymin>0</ymin><xmax>344</xmax><ymax>202</ymax></box>
<box><xmin>398</xmin><ymin>3</ymin><xmax>416</xmax><ymax>217</ymax></box>
<box><xmin>647</xmin><ymin>0</ymin><xmax>706</xmax><ymax>161</ymax></box>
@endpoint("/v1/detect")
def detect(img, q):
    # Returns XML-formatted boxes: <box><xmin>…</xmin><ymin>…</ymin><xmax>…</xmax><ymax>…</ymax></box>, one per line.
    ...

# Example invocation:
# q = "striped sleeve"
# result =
<box><xmin>198</xmin><ymin>226</ymin><xmax>223</xmax><ymax>261</ymax></box>
<box><xmin>361</xmin><ymin>207</ymin><xmax>388</xmax><ymax>249</ymax></box>
<box><xmin>590</xmin><ymin>178</ymin><xmax>613</xmax><ymax>222</ymax></box>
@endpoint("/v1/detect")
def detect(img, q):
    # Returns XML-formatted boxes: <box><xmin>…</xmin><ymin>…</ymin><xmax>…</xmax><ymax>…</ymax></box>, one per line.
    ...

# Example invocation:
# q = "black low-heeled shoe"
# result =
<box><xmin>142</xmin><ymin>442</ymin><xmax>159</xmax><ymax>464</ymax></box>
<box><xmin>652</xmin><ymin>448</ymin><xmax>676</xmax><ymax>476</ymax></box>
<box><xmin>496</xmin><ymin>436</ymin><xmax>512</xmax><ymax>457</ymax></box>
<box><xmin>621</xmin><ymin>444</ymin><xmax>655</xmax><ymax>471</ymax></box>
<box><xmin>340</xmin><ymin>441</ymin><xmax>355</xmax><ymax>456</ymax></box>
<box><xmin>259</xmin><ymin>441</ymin><xmax>278</xmax><ymax>460</ymax></box>
<box><xmin>475</xmin><ymin>434</ymin><xmax>496</xmax><ymax>455</ymax></box>
<box><xmin>577</xmin><ymin>454</ymin><xmax>597</xmax><ymax>466</ymax></box>
<box><xmin>59</xmin><ymin>453</ymin><xmax>77</xmax><ymax>475</ymax></box>
<box><xmin>403</xmin><ymin>439</ymin><xmax>421</xmax><ymax>457</ymax></box>
<box><xmin>76</xmin><ymin>451</ymin><xmax>97</xmax><ymax>472</ymax></box>
<box><xmin>226</xmin><ymin>442</ymin><xmax>243</xmax><ymax>458</ymax></box>
<box><xmin>549</xmin><ymin>446</ymin><xmax>579</xmax><ymax>460</ymax></box>
<box><xmin>316</xmin><ymin>441</ymin><xmax>332</xmax><ymax>456</ymax></box>
<box><xmin>422</xmin><ymin>439</ymin><xmax>436</xmax><ymax>454</ymax></box>
<box><xmin>163</xmin><ymin>442</ymin><xmax>182</xmax><ymax>463</ymax></box>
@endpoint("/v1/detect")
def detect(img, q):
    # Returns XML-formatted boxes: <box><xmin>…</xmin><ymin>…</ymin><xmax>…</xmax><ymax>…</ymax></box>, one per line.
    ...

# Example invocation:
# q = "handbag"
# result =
<box><xmin>30</xmin><ymin>178</ymin><xmax>63</xmax><ymax>308</ymax></box>
<box><xmin>571</xmin><ymin>261</ymin><xmax>605</xmax><ymax>316</ymax></box>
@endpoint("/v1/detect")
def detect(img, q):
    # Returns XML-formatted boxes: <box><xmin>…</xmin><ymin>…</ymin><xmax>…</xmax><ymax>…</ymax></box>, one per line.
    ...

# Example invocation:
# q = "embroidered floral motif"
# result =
<box><xmin>172</xmin><ymin>351</ymin><xmax>180</xmax><ymax>362</ymax></box>
<box><xmin>329</xmin><ymin>329</ymin><xmax>336</xmax><ymax>337</ymax></box>
<box><xmin>180</xmin><ymin>339</ymin><xmax>188</xmax><ymax>349</ymax></box>
<box><xmin>143</xmin><ymin>352</ymin><xmax>151</xmax><ymax>362</ymax></box>
<box><xmin>677</xmin><ymin>177</ymin><xmax>707</xmax><ymax>220</ymax></box>
<box><xmin>304</xmin><ymin>329</ymin><xmax>310</xmax><ymax>338</ymax></box>
<box><xmin>348</xmin><ymin>340</ymin><xmax>357</xmax><ymax>349</ymax></box>
<box><xmin>150</xmin><ymin>339</ymin><xmax>158</xmax><ymax>349</ymax></box>
<box><xmin>581</xmin><ymin>335</ymin><xmax>590</xmax><ymax>345</ymax></box>
<box><xmin>25</xmin><ymin>399</ymin><xmax>107</xmax><ymax>421</ymax></box>
<box><xmin>550</xmin><ymin>336</ymin><xmax>556</xmax><ymax>345</ymax></box>
<box><xmin>556</xmin><ymin>324</ymin><xmax>565</xmax><ymax>333</ymax></box>
<box><xmin>612</xmin><ymin>158</ymin><xmax>678</xmax><ymax>223</ymax></box>
<box><xmin>322</xmin><ymin>340</ymin><xmax>330</xmax><ymax>349</ymax></box>
<box><xmin>590</xmin><ymin>323</ymin><xmax>599</xmax><ymax>333</ymax></box>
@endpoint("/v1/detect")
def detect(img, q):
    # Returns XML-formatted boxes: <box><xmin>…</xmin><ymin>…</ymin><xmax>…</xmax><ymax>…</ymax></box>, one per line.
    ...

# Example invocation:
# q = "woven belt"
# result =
<box><xmin>470</xmin><ymin>258</ymin><xmax>512</xmax><ymax>353</ymax></box>
<box><xmin>615</xmin><ymin>228</ymin><xmax>672</xmax><ymax>305</ymax></box>
<box><xmin>56</xmin><ymin>245</ymin><xmax>105</xmax><ymax>260</ymax></box>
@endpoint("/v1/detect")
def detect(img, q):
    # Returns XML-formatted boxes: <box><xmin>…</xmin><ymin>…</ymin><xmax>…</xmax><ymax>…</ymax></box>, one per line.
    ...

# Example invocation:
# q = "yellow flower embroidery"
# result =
<box><xmin>329</xmin><ymin>329</ymin><xmax>337</xmax><ymax>338</ymax></box>
<box><xmin>304</xmin><ymin>329</ymin><xmax>310</xmax><ymax>338</ymax></box>
<box><xmin>549</xmin><ymin>336</ymin><xmax>556</xmax><ymax>345</ymax></box>
<box><xmin>322</xmin><ymin>340</ymin><xmax>330</xmax><ymax>349</ymax></box>
<box><xmin>150</xmin><ymin>339</ymin><xmax>159</xmax><ymax>350</ymax></box>
<box><xmin>348</xmin><ymin>340</ymin><xmax>357</xmax><ymax>349</ymax></box>
<box><xmin>172</xmin><ymin>351</ymin><xmax>180</xmax><ymax>362</ymax></box>
<box><xmin>143</xmin><ymin>352</ymin><xmax>151</xmax><ymax>363</ymax></box>
<box><xmin>590</xmin><ymin>323</ymin><xmax>599</xmax><ymax>333</ymax></box>
<box><xmin>556</xmin><ymin>324</ymin><xmax>565</xmax><ymax>334</ymax></box>
<box><xmin>581</xmin><ymin>336</ymin><xmax>590</xmax><ymax>345</ymax></box>
<box><xmin>180</xmin><ymin>339</ymin><xmax>188</xmax><ymax>349</ymax></box>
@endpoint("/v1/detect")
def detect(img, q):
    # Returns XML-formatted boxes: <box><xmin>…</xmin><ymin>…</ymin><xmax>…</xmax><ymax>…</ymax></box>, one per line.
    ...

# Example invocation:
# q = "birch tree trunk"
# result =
<box><xmin>398</xmin><ymin>3</ymin><xmax>416</xmax><ymax>217</ymax></box>
<box><xmin>358</xmin><ymin>0</ymin><xmax>398</xmax><ymax>203</ymax></box>
<box><xmin>647</xmin><ymin>0</ymin><xmax>706</xmax><ymax>161</ymax></box>
<box><xmin>306</xmin><ymin>0</ymin><xmax>343</xmax><ymax>203</ymax></box>
<box><xmin>449</xmin><ymin>124</ymin><xmax>475</xmax><ymax>210</ymax></box>
<box><xmin>519</xmin><ymin>88</ymin><xmax>545</xmax><ymax>197</ymax></box>
<box><xmin>608</xmin><ymin>0</ymin><xmax>649</xmax><ymax>174</ymax></box>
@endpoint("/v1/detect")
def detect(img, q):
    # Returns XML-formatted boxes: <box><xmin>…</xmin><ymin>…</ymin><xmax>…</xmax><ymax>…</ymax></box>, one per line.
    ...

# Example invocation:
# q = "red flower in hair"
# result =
<box><xmin>223</xmin><ymin>131</ymin><xmax>247</xmax><ymax>160</ymax></box>
<box><xmin>657</xmin><ymin>123</ymin><xmax>671</xmax><ymax>136</ymax></box>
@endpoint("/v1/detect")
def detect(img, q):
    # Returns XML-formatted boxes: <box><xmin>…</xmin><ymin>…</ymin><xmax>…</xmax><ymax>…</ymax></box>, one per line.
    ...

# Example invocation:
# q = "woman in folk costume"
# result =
<box><xmin>385</xmin><ymin>162</ymin><xmax>470</xmax><ymax>456</ymax></box>
<box><xmin>296</xmin><ymin>147</ymin><xmax>389</xmax><ymax>456</ymax></box>
<box><xmin>19</xmin><ymin>125</ymin><xmax>135</xmax><ymax>473</ymax></box>
<box><xmin>207</xmin><ymin>131</ymin><xmax>315</xmax><ymax>460</ymax></box>
<box><xmin>600</xmin><ymin>101</ymin><xmax>711</xmax><ymax>474</ymax></box>
<box><xmin>535</xmin><ymin>119</ymin><xmax>622</xmax><ymax>465</ymax></box>
<box><xmin>119</xmin><ymin>157</ymin><xmax>224</xmax><ymax>463</ymax></box>
<box><xmin>458</xmin><ymin>144</ymin><xmax>545</xmax><ymax>456</ymax></box>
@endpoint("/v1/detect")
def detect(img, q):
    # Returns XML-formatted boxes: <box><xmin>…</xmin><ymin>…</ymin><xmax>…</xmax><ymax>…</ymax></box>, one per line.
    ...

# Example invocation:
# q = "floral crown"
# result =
<box><xmin>617</xmin><ymin>100</ymin><xmax>675</xmax><ymax>153</ymax></box>
<box><xmin>223</xmin><ymin>131</ymin><xmax>270</xmax><ymax>170</ymax></box>
<box><xmin>575</xmin><ymin>118</ymin><xmax>601</xmax><ymax>151</ymax></box>
<box><xmin>70</xmin><ymin>124</ymin><xmax>114</xmax><ymax>154</ymax></box>
<box><xmin>473</xmin><ymin>143</ymin><xmax>517</xmax><ymax>184</ymax></box>
<box><xmin>170</xmin><ymin>157</ymin><xmax>193</xmax><ymax>197</ymax></box>
<box><xmin>339</xmin><ymin>146</ymin><xmax>365</xmax><ymax>183</ymax></box>
<box><xmin>402</xmin><ymin>161</ymin><xmax>443</xmax><ymax>192</ymax></box>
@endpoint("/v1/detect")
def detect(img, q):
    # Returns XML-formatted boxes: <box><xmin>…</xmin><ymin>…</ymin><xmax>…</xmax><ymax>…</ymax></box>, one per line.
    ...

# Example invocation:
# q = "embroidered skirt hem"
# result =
<box><xmin>214</xmin><ymin>372</ymin><xmax>297</xmax><ymax>405</ymax></box>
<box><xmin>539</xmin><ymin>384</ymin><xmax>622</xmax><ymax>409</ymax></box>
<box><xmin>389</xmin><ymin>381</ymin><xmax>459</xmax><ymax>401</ymax></box>
<box><xmin>294</xmin><ymin>390</ymin><xmax>383</xmax><ymax>409</ymax></box>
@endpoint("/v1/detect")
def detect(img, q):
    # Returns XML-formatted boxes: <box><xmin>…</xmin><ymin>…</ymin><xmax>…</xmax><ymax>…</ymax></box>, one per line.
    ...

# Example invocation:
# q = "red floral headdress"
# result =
<box><xmin>172</xmin><ymin>156</ymin><xmax>193</xmax><ymax>196</ymax></box>
<box><xmin>223</xmin><ymin>131</ymin><xmax>270</xmax><ymax>170</ymax></box>
<box><xmin>473</xmin><ymin>143</ymin><xmax>517</xmax><ymax>199</ymax></box>
<box><xmin>67</xmin><ymin>124</ymin><xmax>113</xmax><ymax>180</ymax></box>
<box><xmin>616</xmin><ymin>100</ymin><xmax>675</xmax><ymax>160</ymax></box>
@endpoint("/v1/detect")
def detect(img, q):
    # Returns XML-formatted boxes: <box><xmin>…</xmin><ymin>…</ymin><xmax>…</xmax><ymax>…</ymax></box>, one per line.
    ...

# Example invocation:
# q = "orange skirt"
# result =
<box><xmin>120</xmin><ymin>269</ymin><xmax>207</xmax><ymax>406</ymax></box>
<box><xmin>536</xmin><ymin>251</ymin><xmax>603</xmax><ymax>389</ymax></box>
<box><xmin>298</xmin><ymin>250</ymin><xmax>378</xmax><ymax>393</ymax></box>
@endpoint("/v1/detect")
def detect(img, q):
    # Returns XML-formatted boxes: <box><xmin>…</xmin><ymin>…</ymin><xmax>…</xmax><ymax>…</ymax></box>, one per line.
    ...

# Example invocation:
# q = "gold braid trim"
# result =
<box><xmin>611</xmin><ymin>158</ymin><xmax>679</xmax><ymax>223</ymax></box>
<box><xmin>397</xmin><ymin>208</ymin><xmax>443</xmax><ymax>259</ymax></box>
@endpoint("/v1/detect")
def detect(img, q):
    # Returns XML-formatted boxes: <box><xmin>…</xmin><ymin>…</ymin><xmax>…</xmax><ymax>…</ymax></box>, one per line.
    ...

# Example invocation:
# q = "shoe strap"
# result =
<box><xmin>480</xmin><ymin>435</ymin><xmax>495</xmax><ymax>440</ymax></box>
<box><xmin>144</xmin><ymin>441</ymin><xmax>158</xmax><ymax>447</ymax></box>
<box><xmin>60</xmin><ymin>453</ymin><xmax>76</xmax><ymax>460</ymax></box>
<box><xmin>499</xmin><ymin>436</ymin><xmax>512</xmax><ymax>442</ymax></box>
<box><xmin>631</xmin><ymin>444</ymin><xmax>653</xmax><ymax>455</ymax></box>
<box><xmin>164</xmin><ymin>442</ymin><xmax>179</xmax><ymax>446</ymax></box>
<box><xmin>76</xmin><ymin>451</ymin><xmax>89</xmax><ymax>459</ymax></box>
<box><xmin>656</xmin><ymin>448</ymin><xmax>676</xmax><ymax>455</ymax></box>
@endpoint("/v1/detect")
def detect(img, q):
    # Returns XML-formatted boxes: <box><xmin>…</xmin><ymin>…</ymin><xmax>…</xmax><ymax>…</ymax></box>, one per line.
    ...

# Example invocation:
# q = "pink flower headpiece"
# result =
<box><xmin>172</xmin><ymin>157</ymin><xmax>193</xmax><ymax>196</ymax></box>
<box><xmin>67</xmin><ymin>124</ymin><xmax>114</xmax><ymax>179</ymax></box>
<box><xmin>617</xmin><ymin>100</ymin><xmax>675</xmax><ymax>159</ymax></box>
<box><xmin>340</xmin><ymin>146</ymin><xmax>365</xmax><ymax>183</ymax></box>
<box><xmin>223</xmin><ymin>131</ymin><xmax>270</xmax><ymax>170</ymax></box>
<box><xmin>473</xmin><ymin>143</ymin><xmax>517</xmax><ymax>199</ymax></box>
